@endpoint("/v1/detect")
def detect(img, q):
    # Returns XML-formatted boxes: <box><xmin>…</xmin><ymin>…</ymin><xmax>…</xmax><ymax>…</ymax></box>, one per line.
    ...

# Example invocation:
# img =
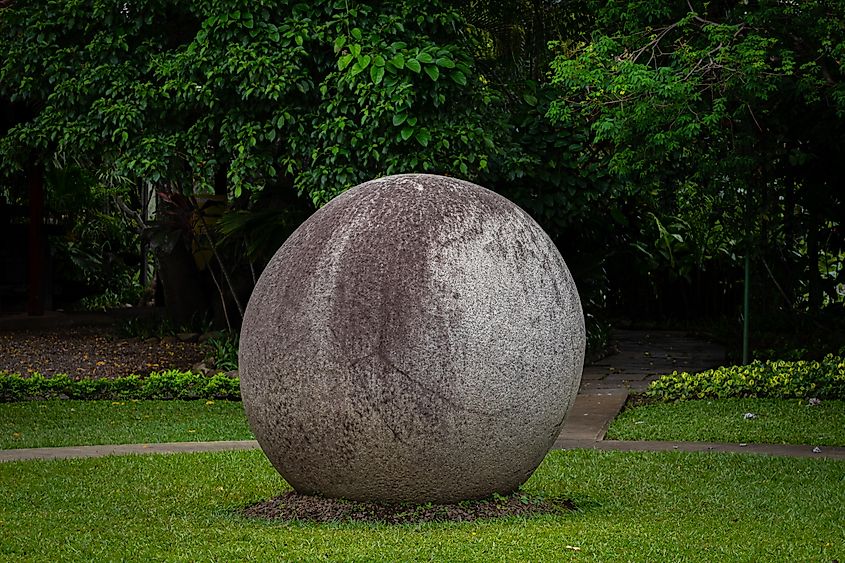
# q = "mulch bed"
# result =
<box><xmin>0</xmin><ymin>327</ymin><xmax>206</xmax><ymax>378</ymax></box>
<box><xmin>242</xmin><ymin>491</ymin><xmax>574</xmax><ymax>524</ymax></box>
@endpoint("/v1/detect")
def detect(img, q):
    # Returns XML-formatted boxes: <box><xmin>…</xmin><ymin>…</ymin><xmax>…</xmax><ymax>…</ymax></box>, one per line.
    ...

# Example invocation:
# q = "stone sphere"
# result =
<box><xmin>239</xmin><ymin>174</ymin><xmax>585</xmax><ymax>503</ymax></box>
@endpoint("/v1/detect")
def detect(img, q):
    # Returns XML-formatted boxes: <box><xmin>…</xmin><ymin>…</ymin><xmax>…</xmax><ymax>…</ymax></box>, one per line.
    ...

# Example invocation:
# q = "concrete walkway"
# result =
<box><xmin>552</xmin><ymin>438</ymin><xmax>845</xmax><ymax>459</ymax></box>
<box><xmin>0</xmin><ymin>440</ymin><xmax>260</xmax><ymax>462</ymax></box>
<box><xmin>560</xmin><ymin>329</ymin><xmax>726</xmax><ymax>441</ymax></box>
<box><xmin>1</xmin><ymin>329</ymin><xmax>842</xmax><ymax>463</ymax></box>
<box><xmin>554</xmin><ymin>330</ymin><xmax>845</xmax><ymax>459</ymax></box>
<box><xmin>3</xmin><ymin>437</ymin><xmax>843</xmax><ymax>463</ymax></box>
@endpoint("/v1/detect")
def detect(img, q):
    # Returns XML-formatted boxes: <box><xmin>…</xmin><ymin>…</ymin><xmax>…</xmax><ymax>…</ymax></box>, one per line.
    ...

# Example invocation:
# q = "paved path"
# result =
<box><xmin>561</xmin><ymin>329</ymin><xmax>726</xmax><ymax>441</ymax></box>
<box><xmin>0</xmin><ymin>440</ymin><xmax>260</xmax><ymax>462</ymax></box>
<box><xmin>2</xmin><ymin>329</ymin><xmax>842</xmax><ymax>463</ymax></box>
<box><xmin>552</xmin><ymin>439</ymin><xmax>845</xmax><ymax>459</ymax></box>
<box><xmin>3</xmin><ymin>438</ymin><xmax>842</xmax><ymax>462</ymax></box>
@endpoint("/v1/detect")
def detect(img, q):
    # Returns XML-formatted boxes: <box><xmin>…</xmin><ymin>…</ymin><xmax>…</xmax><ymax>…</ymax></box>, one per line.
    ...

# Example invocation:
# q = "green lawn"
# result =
<box><xmin>6</xmin><ymin>397</ymin><xmax>844</xmax><ymax>451</ymax></box>
<box><xmin>607</xmin><ymin>398</ymin><xmax>845</xmax><ymax>446</ymax></box>
<box><xmin>0</xmin><ymin>449</ymin><xmax>842</xmax><ymax>561</ymax></box>
<box><xmin>0</xmin><ymin>400</ymin><xmax>253</xmax><ymax>449</ymax></box>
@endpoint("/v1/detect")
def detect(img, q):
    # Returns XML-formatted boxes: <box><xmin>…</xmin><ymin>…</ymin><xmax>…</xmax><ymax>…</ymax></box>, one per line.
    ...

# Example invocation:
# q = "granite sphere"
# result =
<box><xmin>239</xmin><ymin>174</ymin><xmax>585</xmax><ymax>503</ymax></box>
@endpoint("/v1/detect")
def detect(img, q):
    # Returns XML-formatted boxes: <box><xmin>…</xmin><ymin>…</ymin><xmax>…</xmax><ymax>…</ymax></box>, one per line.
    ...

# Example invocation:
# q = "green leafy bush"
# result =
<box><xmin>585</xmin><ymin>316</ymin><xmax>612</xmax><ymax>361</ymax></box>
<box><xmin>645</xmin><ymin>356</ymin><xmax>845</xmax><ymax>401</ymax></box>
<box><xmin>116</xmin><ymin>313</ymin><xmax>213</xmax><ymax>340</ymax></box>
<box><xmin>206</xmin><ymin>332</ymin><xmax>239</xmax><ymax>372</ymax></box>
<box><xmin>0</xmin><ymin>371</ymin><xmax>240</xmax><ymax>403</ymax></box>
<box><xmin>76</xmin><ymin>272</ymin><xmax>147</xmax><ymax>312</ymax></box>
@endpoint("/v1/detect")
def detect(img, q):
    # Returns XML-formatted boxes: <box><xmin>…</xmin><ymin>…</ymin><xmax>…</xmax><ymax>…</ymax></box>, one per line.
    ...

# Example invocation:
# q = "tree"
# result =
<box><xmin>548</xmin><ymin>0</ymin><xmax>845</xmax><ymax>325</ymax></box>
<box><xmin>0</xmin><ymin>0</ymin><xmax>522</xmax><ymax>324</ymax></box>
<box><xmin>1</xmin><ymin>0</ymin><xmax>513</xmax><ymax>201</ymax></box>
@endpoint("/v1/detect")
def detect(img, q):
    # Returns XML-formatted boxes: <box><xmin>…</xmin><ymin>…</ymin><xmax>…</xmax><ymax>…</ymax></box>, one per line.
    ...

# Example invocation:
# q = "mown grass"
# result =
<box><xmin>607</xmin><ymin>397</ymin><xmax>845</xmax><ymax>446</ymax></box>
<box><xmin>0</xmin><ymin>449</ymin><xmax>842</xmax><ymax>561</ymax></box>
<box><xmin>0</xmin><ymin>400</ymin><xmax>252</xmax><ymax>449</ymax></box>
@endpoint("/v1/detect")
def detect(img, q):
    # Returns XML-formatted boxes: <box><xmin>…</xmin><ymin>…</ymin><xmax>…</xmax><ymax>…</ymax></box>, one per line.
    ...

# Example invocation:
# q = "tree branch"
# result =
<box><xmin>112</xmin><ymin>195</ymin><xmax>147</xmax><ymax>235</ymax></box>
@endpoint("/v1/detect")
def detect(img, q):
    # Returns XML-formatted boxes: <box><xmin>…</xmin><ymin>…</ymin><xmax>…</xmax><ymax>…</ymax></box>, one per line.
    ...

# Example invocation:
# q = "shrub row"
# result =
<box><xmin>645</xmin><ymin>355</ymin><xmax>845</xmax><ymax>401</ymax></box>
<box><xmin>0</xmin><ymin>370</ymin><xmax>240</xmax><ymax>402</ymax></box>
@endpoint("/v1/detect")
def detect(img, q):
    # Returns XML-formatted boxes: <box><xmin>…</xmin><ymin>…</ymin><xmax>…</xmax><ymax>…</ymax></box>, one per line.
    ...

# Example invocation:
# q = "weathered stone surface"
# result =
<box><xmin>239</xmin><ymin>174</ymin><xmax>585</xmax><ymax>503</ymax></box>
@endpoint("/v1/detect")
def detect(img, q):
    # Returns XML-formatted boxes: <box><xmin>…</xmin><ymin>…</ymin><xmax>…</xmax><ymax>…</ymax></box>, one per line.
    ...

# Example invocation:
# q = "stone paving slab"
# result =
<box><xmin>0</xmin><ymin>440</ymin><xmax>259</xmax><ymax>462</ymax></box>
<box><xmin>3</xmin><ymin>438</ymin><xmax>841</xmax><ymax>463</ymax></box>
<box><xmin>558</xmin><ymin>389</ymin><xmax>629</xmax><ymax>441</ymax></box>
<box><xmin>580</xmin><ymin>329</ymin><xmax>725</xmax><ymax>392</ymax></box>
<box><xmin>559</xmin><ymin>329</ymin><xmax>726</xmax><ymax>441</ymax></box>
<box><xmin>553</xmin><ymin>439</ymin><xmax>845</xmax><ymax>460</ymax></box>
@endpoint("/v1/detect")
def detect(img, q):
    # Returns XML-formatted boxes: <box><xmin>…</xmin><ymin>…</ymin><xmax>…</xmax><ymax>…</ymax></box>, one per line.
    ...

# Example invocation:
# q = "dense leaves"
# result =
<box><xmin>0</xmin><ymin>370</ymin><xmax>240</xmax><ymax>402</ymax></box>
<box><xmin>0</xmin><ymin>0</ymin><xmax>510</xmax><ymax>206</ymax></box>
<box><xmin>0</xmin><ymin>0</ymin><xmax>545</xmax><ymax>326</ymax></box>
<box><xmin>4</xmin><ymin>0</ymin><xmax>844</xmax><ymax>335</ymax></box>
<box><xmin>548</xmin><ymin>0</ymin><xmax>845</xmax><ymax>320</ymax></box>
<box><xmin>645</xmin><ymin>356</ymin><xmax>845</xmax><ymax>401</ymax></box>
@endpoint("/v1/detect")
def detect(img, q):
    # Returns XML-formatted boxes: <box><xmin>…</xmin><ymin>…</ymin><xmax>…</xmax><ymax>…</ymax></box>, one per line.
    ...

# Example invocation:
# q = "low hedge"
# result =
<box><xmin>0</xmin><ymin>370</ymin><xmax>240</xmax><ymax>402</ymax></box>
<box><xmin>645</xmin><ymin>355</ymin><xmax>845</xmax><ymax>401</ymax></box>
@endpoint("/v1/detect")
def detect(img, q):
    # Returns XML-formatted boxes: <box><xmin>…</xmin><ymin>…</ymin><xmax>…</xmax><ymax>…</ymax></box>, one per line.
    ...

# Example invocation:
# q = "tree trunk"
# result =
<box><xmin>27</xmin><ymin>164</ymin><xmax>44</xmax><ymax>316</ymax></box>
<box><xmin>154</xmin><ymin>240</ymin><xmax>211</xmax><ymax>327</ymax></box>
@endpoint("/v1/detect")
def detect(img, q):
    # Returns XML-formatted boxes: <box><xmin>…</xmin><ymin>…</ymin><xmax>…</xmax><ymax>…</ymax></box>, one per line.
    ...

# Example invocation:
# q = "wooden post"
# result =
<box><xmin>27</xmin><ymin>164</ymin><xmax>44</xmax><ymax>316</ymax></box>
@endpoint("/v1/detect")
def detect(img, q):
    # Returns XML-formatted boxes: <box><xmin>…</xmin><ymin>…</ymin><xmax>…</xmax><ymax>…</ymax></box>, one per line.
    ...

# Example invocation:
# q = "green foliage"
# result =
<box><xmin>215</xmin><ymin>202</ymin><xmax>312</xmax><ymax>266</ymax></box>
<box><xmin>547</xmin><ymin>4</ymin><xmax>810</xmax><ymax>186</ymax></box>
<box><xmin>487</xmin><ymin>81</ymin><xmax>610</xmax><ymax>232</ymax></box>
<box><xmin>76</xmin><ymin>272</ymin><xmax>146</xmax><ymax>311</ymax></box>
<box><xmin>206</xmin><ymin>331</ymin><xmax>239</xmax><ymax>372</ymax></box>
<box><xmin>0</xmin><ymin>0</ymin><xmax>513</xmax><ymax>207</ymax></box>
<box><xmin>457</xmin><ymin>0</ymin><xmax>593</xmax><ymax>82</ymax></box>
<box><xmin>645</xmin><ymin>356</ymin><xmax>845</xmax><ymax>402</ymax></box>
<box><xmin>40</xmin><ymin>166</ymin><xmax>144</xmax><ymax>305</ymax></box>
<box><xmin>0</xmin><ymin>370</ymin><xmax>240</xmax><ymax>402</ymax></box>
<box><xmin>585</xmin><ymin>315</ymin><xmax>611</xmax><ymax>360</ymax></box>
<box><xmin>546</xmin><ymin>1</ymin><xmax>845</xmax><ymax>319</ymax></box>
<box><xmin>1</xmin><ymin>0</ymin><xmax>550</xmax><ymax>327</ymax></box>
<box><xmin>115</xmin><ymin>313</ymin><xmax>212</xmax><ymax>339</ymax></box>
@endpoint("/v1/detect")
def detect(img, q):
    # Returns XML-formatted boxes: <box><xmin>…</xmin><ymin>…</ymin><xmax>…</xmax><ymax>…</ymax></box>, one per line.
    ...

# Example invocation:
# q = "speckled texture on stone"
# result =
<box><xmin>239</xmin><ymin>174</ymin><xmax>585</xmax><ymax>503</ymax></box>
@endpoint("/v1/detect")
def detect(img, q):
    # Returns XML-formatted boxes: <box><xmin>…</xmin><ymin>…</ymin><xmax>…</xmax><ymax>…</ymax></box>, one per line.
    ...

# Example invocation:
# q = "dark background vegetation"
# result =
<box><xmin>1</xmin><ymin>0</ymin><xmax>843</xmax><ymax>359</ymax></box>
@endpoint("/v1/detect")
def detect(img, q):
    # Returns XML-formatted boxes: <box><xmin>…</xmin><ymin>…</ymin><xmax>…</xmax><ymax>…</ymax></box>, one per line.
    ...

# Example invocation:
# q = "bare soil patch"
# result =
<box><xmin>0</xmin><ymin>327</ymin><xmax>205</xmax><ymax>378</ymax></box>
<box><xmin>242</xmin><ymin>491</ymin><xmax>574</xmax><ymax>524</ymax></box>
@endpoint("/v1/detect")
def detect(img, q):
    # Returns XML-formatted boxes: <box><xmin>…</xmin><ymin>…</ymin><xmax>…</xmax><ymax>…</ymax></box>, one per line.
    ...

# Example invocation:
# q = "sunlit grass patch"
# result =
<box><xmin>0</xmin><ymin>449</ymin><xmax>842</xmax><ymax>561</ymax></box>
<box><xmin>0</xmin><ymin>400</ymin><xmax>252</xmax><ymax>449</ymax></box>
<box><xmin>608</xmin><ymin>397</ymin><xmax>845</xmax><ymax>446</ymax></box>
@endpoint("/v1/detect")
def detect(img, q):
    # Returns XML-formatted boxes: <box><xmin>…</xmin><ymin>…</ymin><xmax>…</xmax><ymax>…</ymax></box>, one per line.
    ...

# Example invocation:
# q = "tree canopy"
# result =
<box><xmin>0</xmin><ymin>0</ymin><xmax>514</xmax><ymax>206</ymax></box>
<box><xmin>1</xmin><ymin>0</ymin><xmax>843</xmax><ymax>343</ymax></box>
<box><xmin>548</xmin><ymin>0</ymin><xmax>845</xmax><ymax>320</ymax></box>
